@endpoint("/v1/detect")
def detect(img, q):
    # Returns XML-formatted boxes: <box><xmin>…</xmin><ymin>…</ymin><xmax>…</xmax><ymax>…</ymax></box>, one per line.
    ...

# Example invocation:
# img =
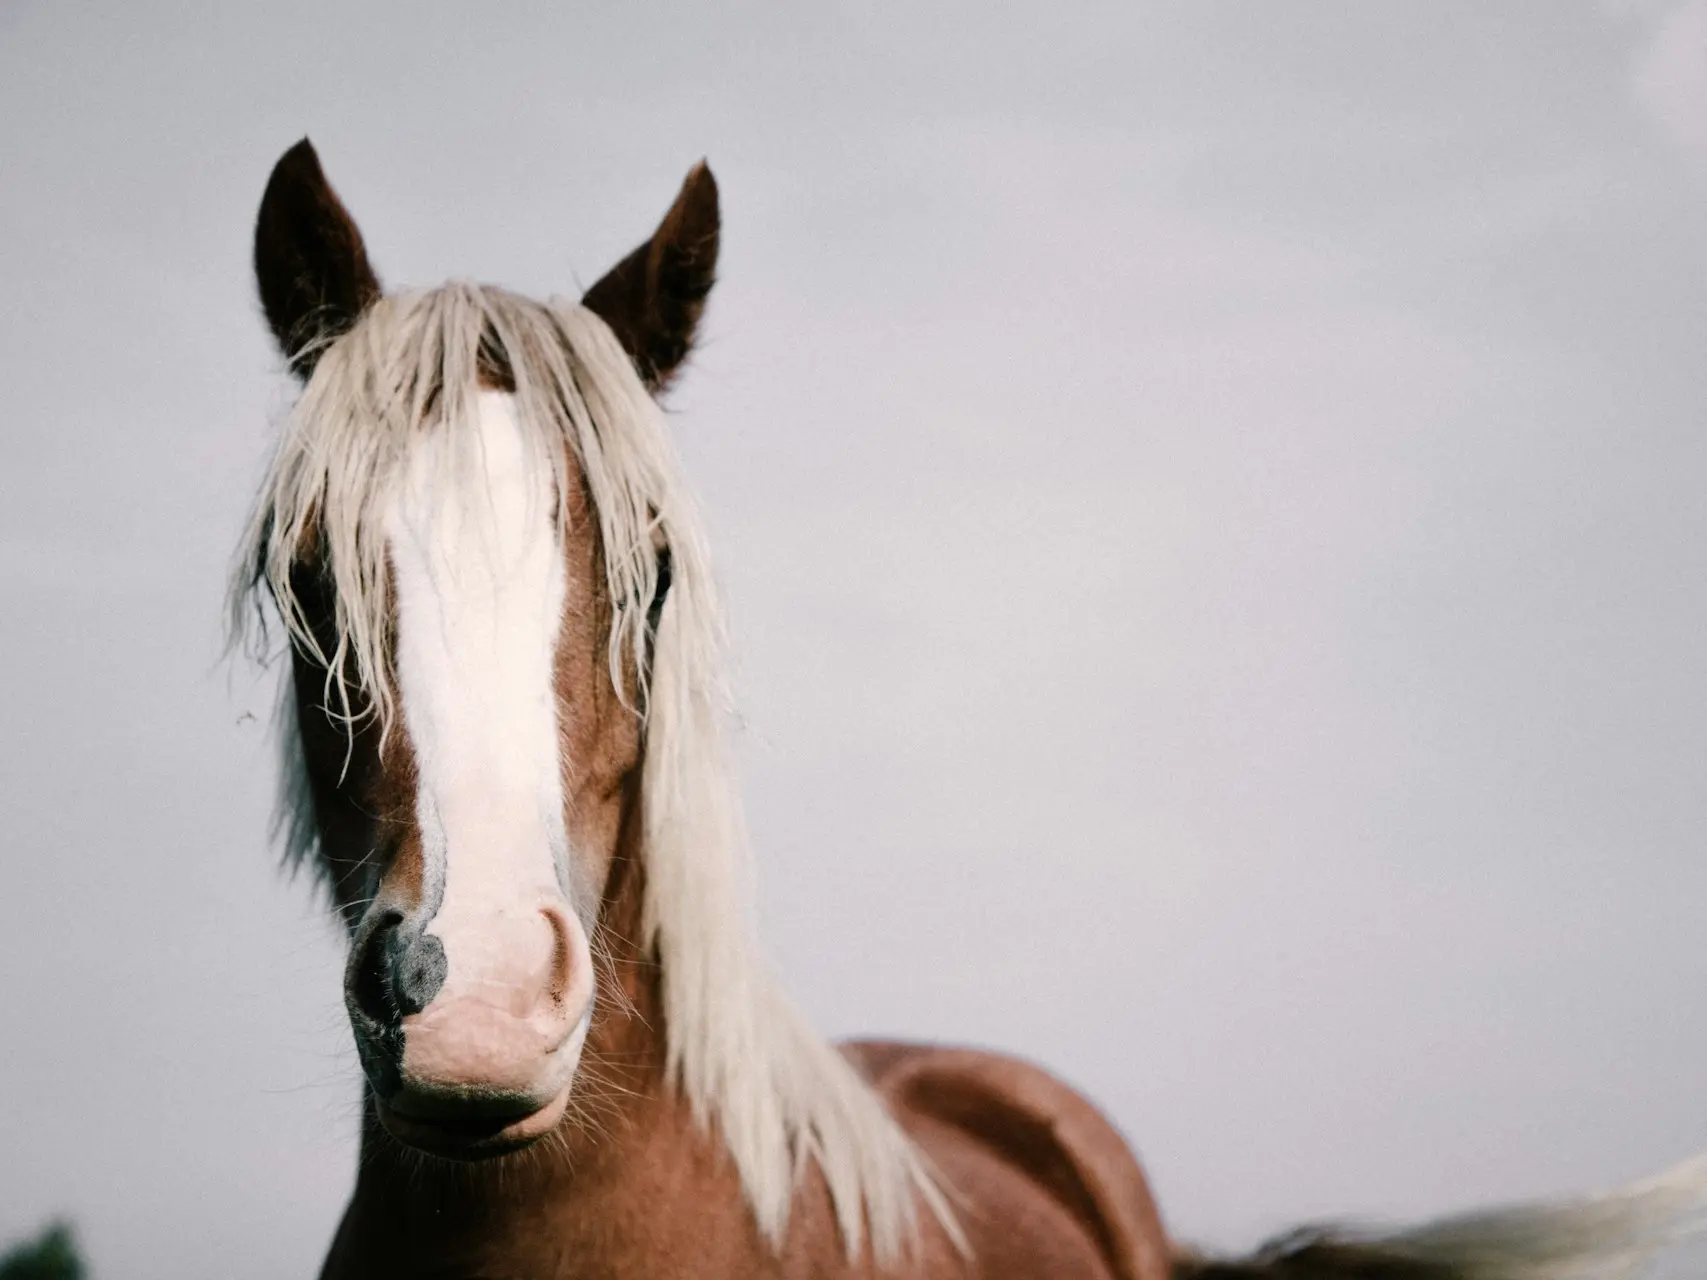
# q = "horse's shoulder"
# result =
<box><xmin>842</xmin><ymin>1039</ymin><xmax>1171</xmax><ymax>1280</ymax></box>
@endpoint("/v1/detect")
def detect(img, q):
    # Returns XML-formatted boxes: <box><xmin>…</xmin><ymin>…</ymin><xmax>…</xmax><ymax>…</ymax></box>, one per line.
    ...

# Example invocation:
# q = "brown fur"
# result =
<box><xmin>318</xmin><ymin>793</ymin><xmax>1172</xmax><ymax>1280</ymax></box>
<box><xmin>255</xmin><ymin>139</ymin><xmax>382</xmax><ymax>379</ymax></box>
<box><xmin>581</xmin><ymin>162</ymin><xmax>720</xmax><ymax>394</ymax></box>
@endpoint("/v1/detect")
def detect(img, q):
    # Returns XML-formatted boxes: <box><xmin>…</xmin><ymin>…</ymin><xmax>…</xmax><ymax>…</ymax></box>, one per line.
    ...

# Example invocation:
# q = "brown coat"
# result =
<box><xmin>320</xmin><ymin>830</ymin><xmax>1172</xmax><ymax>1280</ymax></box>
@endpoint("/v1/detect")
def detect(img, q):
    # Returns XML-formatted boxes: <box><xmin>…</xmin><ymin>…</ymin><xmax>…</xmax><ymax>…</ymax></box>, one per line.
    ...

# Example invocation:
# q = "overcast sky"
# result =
<box><xmin>6</xmin><ymin>3</ymin><xmax>1707</xmax><ymax>1276</ymax></box>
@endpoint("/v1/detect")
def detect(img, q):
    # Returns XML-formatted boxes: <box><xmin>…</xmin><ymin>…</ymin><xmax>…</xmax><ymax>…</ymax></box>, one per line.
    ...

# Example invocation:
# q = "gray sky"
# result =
<box><xmin>5</xmin><ymin>2</ymin><xmax>1707</xmax><ymax>1275</ymax></box>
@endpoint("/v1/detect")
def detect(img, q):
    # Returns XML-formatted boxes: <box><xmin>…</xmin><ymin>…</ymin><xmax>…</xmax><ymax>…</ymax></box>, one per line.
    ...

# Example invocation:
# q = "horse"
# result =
<box><xmin>231</xmin><ymin>138</ymin><xmax>1707</xmax><ymax>1280</ymax></box>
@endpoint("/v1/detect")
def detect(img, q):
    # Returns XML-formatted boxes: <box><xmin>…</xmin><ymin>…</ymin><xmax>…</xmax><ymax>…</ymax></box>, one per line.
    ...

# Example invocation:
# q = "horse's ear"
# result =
<box><xmin>582</xmin><ymin>161</ymin><xmax>719</xmax><ymax>393</ymax></box>
<box><xmin>254</xmin><ymin>138</ymin><xmax>382</xmax><ymax>379</ymax></box>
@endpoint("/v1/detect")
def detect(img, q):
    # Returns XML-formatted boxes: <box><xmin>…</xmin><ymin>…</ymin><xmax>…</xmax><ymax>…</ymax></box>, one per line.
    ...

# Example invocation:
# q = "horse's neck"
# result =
<box><xmin>329</xmin><ymin>782</ymin><xmax>759</xmax><ymax>1276</ymax></box>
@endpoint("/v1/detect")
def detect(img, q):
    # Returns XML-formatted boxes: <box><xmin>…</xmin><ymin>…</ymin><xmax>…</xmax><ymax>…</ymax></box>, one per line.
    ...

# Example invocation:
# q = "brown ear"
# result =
<box><xmin>582</xmin><ymin>161</ymin><xmax>719</xmax><ymax>393</ymax></box>
<box><xmin>254</xmin><ymin>138</ymin><xmax>382</xmax><ymax>378</ymax></box>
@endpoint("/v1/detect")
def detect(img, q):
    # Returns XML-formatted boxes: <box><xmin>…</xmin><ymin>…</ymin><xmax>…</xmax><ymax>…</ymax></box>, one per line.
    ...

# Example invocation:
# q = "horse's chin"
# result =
<box><xmin>374</xmin><ymin>1085</ymin><xmax>571</xmax><ymax>1161</ymax></box>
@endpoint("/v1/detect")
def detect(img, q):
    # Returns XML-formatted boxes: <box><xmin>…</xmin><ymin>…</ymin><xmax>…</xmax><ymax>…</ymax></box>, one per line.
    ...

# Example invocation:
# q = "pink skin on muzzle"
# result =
<box><xmin>371</xmin><ymin>897</ymin><xmax>593</xmax><ymax>1159</ymax></box>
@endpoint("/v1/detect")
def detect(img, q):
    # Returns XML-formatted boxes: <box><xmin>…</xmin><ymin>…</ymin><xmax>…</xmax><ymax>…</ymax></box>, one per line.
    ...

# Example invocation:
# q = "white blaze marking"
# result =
<box><xmin>385</xmin><ymin>391</ymin><xmax>574</xmax><ymax>1001</ymax></box>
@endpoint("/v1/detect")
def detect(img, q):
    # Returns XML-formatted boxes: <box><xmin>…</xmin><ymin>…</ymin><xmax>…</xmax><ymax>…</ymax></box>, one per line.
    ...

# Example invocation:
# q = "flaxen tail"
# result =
<box><xmin>1174</xmin><ymin>1151</ymin><xmax>1707</xmax><ymax>1280</ymax></box>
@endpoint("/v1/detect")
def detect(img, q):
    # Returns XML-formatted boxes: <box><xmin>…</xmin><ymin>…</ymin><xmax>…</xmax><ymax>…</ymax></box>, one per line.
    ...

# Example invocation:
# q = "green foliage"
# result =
<box><xmin>0</xmin><ymin>1222</ymin><xmax>83</xmax><ymax>1280</ymax></box>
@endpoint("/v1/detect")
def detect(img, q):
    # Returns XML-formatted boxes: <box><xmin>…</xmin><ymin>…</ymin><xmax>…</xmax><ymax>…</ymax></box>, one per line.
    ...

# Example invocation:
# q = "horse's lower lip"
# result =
<box><xmin>375</xmin><ymin>1087</ymin><xmax>570</xmax><ymax>1160</ymax></box>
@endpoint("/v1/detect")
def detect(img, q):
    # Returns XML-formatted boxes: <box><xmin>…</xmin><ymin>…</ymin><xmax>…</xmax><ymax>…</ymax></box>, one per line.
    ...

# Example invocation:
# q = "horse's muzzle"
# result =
<box><xmin>345</xmin><ymin>896</ymin><xmax>592</xmax><ymax>1159</ymax></box>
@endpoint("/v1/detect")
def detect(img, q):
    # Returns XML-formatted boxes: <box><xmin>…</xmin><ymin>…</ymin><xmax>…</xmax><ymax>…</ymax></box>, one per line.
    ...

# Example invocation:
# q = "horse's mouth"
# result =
<box><xmin>375</xmin><ymin>1086</ymin><xmax>571</xmax><ymax>1160</ymax></box>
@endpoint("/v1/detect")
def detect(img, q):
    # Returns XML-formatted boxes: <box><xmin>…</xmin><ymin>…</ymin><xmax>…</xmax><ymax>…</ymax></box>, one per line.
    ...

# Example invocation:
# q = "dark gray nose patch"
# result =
<box><xmin>347</xmin><ymin>914</ymin><xmax>449</xmax><ymax>1097</ymax></box>
<box><xmin>348</xmin><ymin>810</ymin><xmax>451</xmax><ymax>1096</ymax></box>
<box><xmin>384</xmin><ymin>928</ymin><xmax>447</xmax><ymax>1016</ymax></box>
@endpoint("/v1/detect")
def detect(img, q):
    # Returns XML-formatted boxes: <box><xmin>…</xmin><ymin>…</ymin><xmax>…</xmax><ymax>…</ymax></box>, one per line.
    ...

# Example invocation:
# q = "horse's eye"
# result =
<box><xmin>647</xmin><ymin>547</ymin><xmax>674</xmax><ymax>630</ymax></box>
<box><xmin>287</xmin><ymin>555</ymin><xmax>332</xmax><ymax>600</ymax></box>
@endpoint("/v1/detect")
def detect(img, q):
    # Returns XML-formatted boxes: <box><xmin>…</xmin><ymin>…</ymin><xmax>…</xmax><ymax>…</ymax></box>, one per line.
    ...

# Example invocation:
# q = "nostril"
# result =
<box><xmin>540</xmin><ymin>905</ymin><xmax>575</xmax><ymax>1012</ymax></box>
<box><xmin>349</xmin><ymin>912</ymin><xmax>402</xmax><ymax>1028</ymax></box>
<box><xmin>349</xmin><ymin>912</ymin><xmax>448</xmax><ymax>1025</ymax></box>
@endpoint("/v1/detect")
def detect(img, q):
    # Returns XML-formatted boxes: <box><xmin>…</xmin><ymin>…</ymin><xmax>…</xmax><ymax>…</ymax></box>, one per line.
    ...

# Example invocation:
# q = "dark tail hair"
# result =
<box><xmin>1173</xmin><ymin>1151</ymin><xmax>1707</xmax><ymax>1280</ymax></box>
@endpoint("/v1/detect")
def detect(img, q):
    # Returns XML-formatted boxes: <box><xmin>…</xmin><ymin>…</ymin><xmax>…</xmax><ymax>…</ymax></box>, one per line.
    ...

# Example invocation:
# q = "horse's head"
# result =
<box><xmin>237</xmin><ymin>139</ymin><xmax>719</xmax><ymax>1160</ymax></box>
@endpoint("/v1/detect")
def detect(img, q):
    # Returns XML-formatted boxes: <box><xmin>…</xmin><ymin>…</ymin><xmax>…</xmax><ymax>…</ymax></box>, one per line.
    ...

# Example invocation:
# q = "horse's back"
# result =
<box><xmin>845</xmin><ymin>1040</ymin><xmax>1172</xmax><ymax>1280</ymax></box>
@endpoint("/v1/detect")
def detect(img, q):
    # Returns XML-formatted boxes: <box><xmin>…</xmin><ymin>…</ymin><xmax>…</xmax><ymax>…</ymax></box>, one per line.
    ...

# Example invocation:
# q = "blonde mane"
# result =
<box><xmin>227</xmin><ymin>283</ymin><xmax>956</xmax><ymax>1263</ymax></box>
